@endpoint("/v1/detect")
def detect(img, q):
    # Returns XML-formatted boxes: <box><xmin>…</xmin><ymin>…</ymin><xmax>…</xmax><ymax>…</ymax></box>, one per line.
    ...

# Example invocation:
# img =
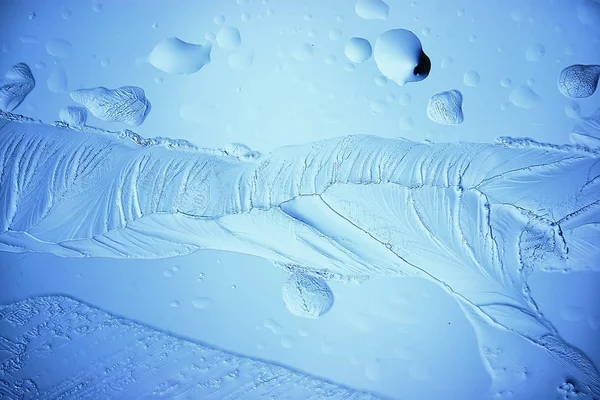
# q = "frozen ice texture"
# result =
<box><xmin>355</xmin><ymin>0</ymin><xmax>389</xmax><ymax>20</ymax></box>
<box><xmin>148</xmin><ymin>37</ymin><xmax>212</xmax><ymax>75</ymax></box>
<box><xmin>373</xmin><ymin>29</ymin><xmax>430</xmax><ymax>86</ymax></box>
<box><xmin>1</xmin><ymin>113</ymin><xmax>600</xmax><ymax>396</ymax></box>
<box><xmin>427</xmin><ymin>89</ymin><xmax>464</xmax><ymax>124</ymax></box>
<box><xmin>571</xmin><ymin>106</ymin><xmax>600</xmax><ymax>148</ymax></box>
<box><xmin>70</xmin><ymin>86</ymin><xmax>151</xmax><ymax>126</ymax></box>
<box><xmin>0</xmin><ymin>295</ymin><xmax>380</xmax><ymax>399</ymax></box>
<box><xmin>282</xmin><ymin>272</ymin><xmax>334</xmax><ymax>318</ymax></box>
<box><xmin>558</xmin><ymin>64</ymin><xmax>600</xmax><ymax>99</ymax></box>
<box><xmin>0</xmin><ymin>63</ymin><xmax>35</xmax><ymax>112</ymax></box>
<box><xmin>59</xmin><ymin>106</ymin><xmax>87</xmax><ymax>127</ymax></box>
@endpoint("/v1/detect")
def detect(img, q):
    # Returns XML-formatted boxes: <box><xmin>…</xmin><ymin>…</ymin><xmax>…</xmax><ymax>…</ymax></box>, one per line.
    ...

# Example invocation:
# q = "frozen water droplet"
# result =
<box><xmin>169</xmin><ymin>300</ymin><xmax>180</xmax><ymax>308</ymax></box>
<box><xmin>228</xmin><ymin>50</ymin><xmax>255</xmax><ymax>70</ymax></box>
<box><xmin>205</xmin><ymin>32</ymin><xmax>216</xmax><ymax>42</ymax></box>
<box><xmin>355</xmin><ymin>0</ymin><xmax>389</xmax><ymax>20</ymax></box>
<box><xmin>198</xmin><ymin>272</ymin><xmax>205</xmax><ymax>281</ymax></box>
<box><xmin>509</xmin><ymin>85</ymin><xmax>541</xmax><ymax>109</ymax></box>
<box><xmin>370</xmin><ymin>99</ymin><xmax>386</xmax><ymax>113</ymax></box>
<box><xmin>35</xmin><ymin>62</ymin><xmax>45</xmax><ymax>69</ymax></box>
<box><xmin>565</xmin><ymin>101</ymin><xmax>581</xmax><ymax>119</ymax></box>
<box><xmin>20</xmin><ymin>35</ymin><xmax>40</xmax><ymax>44</ymax></box>
<box><xmin>298</xmin><ymin>328</ymin><xmax>309</xmax><ymax>337</ymax></box>
<box><xmin>321</xmin><ymin>343</ymin><xmax>333</xmax><ymax>354</ymax></box>
<box><xmin>70</xmin><ymin>86</ymin><xmax>151</xmax><ymax>126</ymax></box>
<box><xmin>172</xmin><ymin>265</ymin><xmax>180</xmax><ymax>272</ymax></box>
<box><xmin>304</xmin><ymin>13</ymin><xmax>313</xmax><ymax>21</ymax></box>
<box><xmin>28</xmin><ymin>12</ymin><xmax>36</xmax><ymax>20</ymax></box>
<box><xmin>292</xmin><ymin>43</ymin><xmax>314</xmax><ymax>62</ymax></box>
<box><xmin>441</xmin><ymin>56</ymin><xmax>453</xmax><ymax>69</ymax></box>
<box><xmin>525</xmin><ymin>43</ymin><xmax>545</xmax><ymax>62</ymax></box>
<box><xmin>374</xmin><ymin>76</ymin><xmax>387</xmax><ymax>86</ymax></box>
<box><xmin>59</xmin><ymin>106</ymin><xmax>87</xmax><ymax>127</ymax></box>
<box><xmin>216</xmin><ymin>26</ymin><xmax>242</xmax><ymax>50</ymax></box>
<box><xmin>241</xmin><ymin>12</ymin><xmax>251</xmax><ymax>22</ymax></box>
<box><xmin>151</xmin><ymin>22</ymin><xmax>158</xmax><ymax>29</ymax></box>
<box><xmin>422</xmin><ymin>27</ymin><xmax>431</xmax><ymax>36</ymax></box>
<box><xmin>463</xmin><ymin>70</ymin><xmax>480</xmax><ymax>87</ymax></box>
<box><xmin>399</xmin><ymin>93</ymin><xmax>412</xmax><ymax>106</ymax></box>
<box><xmin>344</xmin><ymin>63</ymin><xmax>355</xmax><ymax>72</ymax></box>
<box><xmin>577</xmin><ymin>0</ymin><xmax>600</xmax><ymax>30</ymax></box>
<box><xmin>100</xmin><ymin>58</ymin><xmax>110</xmax><ymax>67</ymax></box>
<box><xmin>214</xmin><ymin>15</ymin><xmax>225</xmax><ymax>25</ymax></box>
<box><xmin>92</xmin><ymin>2</ymin><xmax>103</xmax><ymax>12</ymax></box>
<box><xmin>329</xmin><ymin>28</ymin><xmax>343</xmax><ymax>41</ymax></box>
<box><xmin>374</xmin><ymin>28</ymin><xmax>430</xmax><ymax>86</ymax></box>
<box><xmin>62</xmin><ymin>9</ymin><xmax>72</xmax><ymax>20</ymax></box>
<box><xmin>45</xmin><ymin>38</ymin><xmax>73</xmax><ymax>58</ymax></box>
<box><xmin>427</xmin><ymin>89</ymin><xmax>464</xmax><ymax>125</ymax></box>
<box><xmin>281</xmin><ymin>336</ymin><xmax>294</xmax><ymax>348</ymax></box>
<box><xmin>0</xmin><ymin>63</ymin><xmax>35</xmax><ymax>111</ymax></box>
<box><xmin>154</xmin><ymin>77</ymin><xmax>163</xmax><ymax>84</ymax></box>
<box><xmin>527</xmin><ymin>78</ymin><xmax>535</xmax><ymax>86</ymax></box>
<box><xmin>324</xmin><ymin>54</ymin><xmax>337</xmax><ymax>64</ymax></box>
<box><xmin>266</xmin><ymin>9</ymin><xmax>274</xmax><ymax>16</ymax></box>
<box><xmin>264</xmin><ymin>318</ymin><xmax>282</xmax><ymax>334</ymax></box>
<box><xmin>558</xmin><ymin>64</ymin><xmax>600</xmax><ymax>98</ymax></box>
<box><xmin>469</xmin><ymin>34</ymin><xmax>477</xmax><ymax>43</ymax></box>
<box><xmin>231</xmin><ymin>285</ymin><xmax>237</xmax><ymax>290</ymax></box>
<box><xmin>164</xmin><ymin>269</ymin><xmax>174</xmax><ymax>278</ymax></box>
<box><xmin>500</xmin><ymin>78</ymin><xmax>512</xmax><ymax>88</ymax></box>
<box><xmin>148</xmin><ymin>37</ymin><xmax>212</xmax><ymax>75</ymax></box>
<box><xmin>500</xmin><ymin>102</ymin><xmax>509</xmax><ymax>111</ymax></box>
<box><xmin>344</xmin><ymin>37</ymin><xmax>372</xmax><ymax>63</ymax></box>
<box><xmin>457</xmin><ymin>8</ymin><xmax>465</xmax><ymax>17</ymax></box>
<box><xmin>282</xmin><ymin>272</ymin><xmax>334</xmax><ymax>319</ymax></box>
<box><xmin>192</xmin><ymin>297</ymin><xmax>213</xmax><ymax>309</ymax></box>
<box><xmin>398</xmin><ymin>115</ymin><xmax>414</xmax><ymax>130</ymax></box>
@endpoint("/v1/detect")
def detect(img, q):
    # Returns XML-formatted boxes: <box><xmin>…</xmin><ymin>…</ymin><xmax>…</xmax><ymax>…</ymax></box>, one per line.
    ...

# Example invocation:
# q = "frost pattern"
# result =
<box><xmin>1</xmin><ymin>112</ymin><xmax>600</xmax><ymax>396</ymax></box>
<box><xmin>59</xmin><ymin>106</ymin><xmax>87</xmax><ymax>127</ymax></box>
<box><xmin>70</xmin><ymin>86</ymin><xmax>151</xmax><ymax>126</ymax></box>
<box><xmin>427</xmin><ymin>89</ymin><xmax>464</xmax><ymax>125</ymax></box>
<box><xmin>558</xmin><ymin>64</ymin><xmax>600</xmax><ymax>99</ymax></box>
<box><xmin>282</xmin><ymin>272</ymin><xmax>334</xmax><ymax>318</ymax></box>
<box><xmin>0</xmin><ymin>295</ymin><xmax>380</xmax><ymax>399</ymax></box>
<box><xmin>0</xmin><ymin>63</ymin><xmax>35</xmax><ymax>112</ymax></box>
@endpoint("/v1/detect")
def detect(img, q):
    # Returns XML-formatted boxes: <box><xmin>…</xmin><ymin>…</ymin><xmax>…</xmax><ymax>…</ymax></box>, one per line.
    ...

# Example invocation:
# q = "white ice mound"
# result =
<box><xmin>282</xmin><ymin>272</ymin><xmax>334</xmax><ymax>318</ymax></box>
<box><xmin>70</xmin><ymin>86</ymin><xmax>151</xmax><ymax>126</ymax></box>
<box><xmin>0</xmin><ymin>63</ymin><xmax>35</xmax><ymax>111</ymax></box>
<box><xmin>1</xmin><ymin>112</ymin><xmax>600</xmax><ymax>396</ymax></box>
<box><xmin>427</xmin><ymin>89</ymin><xmax>464</xmax><ymax>124</ymax></box>
<box><xmin>374</xmin><ymin>29</ymin><xmax>430</xmax><ymax>86</ymax></box>
<box><xmin>0</xmin><ymin>296</ymin><xmax>379</xmax><ymax>399</ymax></box>
<box><xmin>558</xmin><ymin>64</ymin><xmax>600</xmax><ymax>99</ymax></box>
<box><xmin>148</xmin><ymin>37</ymin><xmax>212</xmax><ymax>75</ymax></box>
<box><xmin>59</xmin><ymin>106</ymin><xmax>87</xmax><ymax>127</ymax></box>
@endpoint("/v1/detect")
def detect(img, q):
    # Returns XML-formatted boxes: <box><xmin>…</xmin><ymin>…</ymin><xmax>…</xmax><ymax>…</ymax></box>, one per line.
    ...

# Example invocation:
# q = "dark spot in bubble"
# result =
<box><xmin>414</xmin><ymin>50</ymin><xmax>431</xmax><ymax>78</ymax></box>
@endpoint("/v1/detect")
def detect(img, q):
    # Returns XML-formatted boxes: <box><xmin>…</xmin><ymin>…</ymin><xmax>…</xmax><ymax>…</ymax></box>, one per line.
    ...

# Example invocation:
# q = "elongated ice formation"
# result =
<box><xmin>1</xmin><ymin>112</ymin><xmax>599</xmax><ymax>396</ymax></box>
<box><xmin>427</xmin><ymin>89</ymin><xmax>464</xmax><ymax>124</ymax></box>
<box><xmin>0</xmin><ymin>295</ymin><xmax>380</xmax><ymax>399</ymax></box>
<box><xmin>558</xmin><ymin>64</ymin><xmax>600</xmax><ymax>98</ymax></box>
<box><xmin>282</xmin><ymin>271</ymin><xmax>334</xmax><ymax>318</ymax></box>
<box><xmin>70</xmin><ymin>86</ymin><xmax>151</xmax><ymax>126</ymax></box>
<box><xmin>59</xmin><ymin>106</ymin><xmax>87</xmax><ymax>127</ymax></box>
<box><xmin>148</xmin><ymin>37</ymin><xmax>212</xmax><ymax>75</ymax></box>
<box><xmin>0</xmin><ymin>63</ymin><xmax>35</xmax><ymax>112</ymax></box>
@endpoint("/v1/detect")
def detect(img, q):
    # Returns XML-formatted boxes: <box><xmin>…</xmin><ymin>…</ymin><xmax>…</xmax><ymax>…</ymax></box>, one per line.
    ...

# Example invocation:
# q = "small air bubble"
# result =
<box><xmin>214</xmin><ymin>15</ymin><xmax>225</xmax><ymax>25</ymax></box>
<box><xmin>28</xmin><ymin>12</ymin><xmax>36</xmax><ymax>20</ymax></box>
<box><xmin>170</xmin><ymin>300</ymin><xmax>180</xmax><ymax>308</ymax></box>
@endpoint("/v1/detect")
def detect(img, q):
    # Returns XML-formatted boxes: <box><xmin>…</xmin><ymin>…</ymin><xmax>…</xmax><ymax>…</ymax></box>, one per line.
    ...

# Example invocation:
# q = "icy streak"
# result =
<box><xmin>1</xmin><ymin>112</ymin><xmax>600</xmax><ymax>395</ymax></box>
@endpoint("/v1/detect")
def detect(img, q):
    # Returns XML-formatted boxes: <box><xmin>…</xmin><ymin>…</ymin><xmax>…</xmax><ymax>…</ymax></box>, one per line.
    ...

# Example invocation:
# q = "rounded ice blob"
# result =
<box><xmin>355</xmin><ymin>0</ymin><xmax>389</xmax><ymax>20</ymax></box>
<box><xmin>558</xmin><ymin>64</ymin><xmax>600</xmax><ymax>98</ymax></box>
<box><xmin>427</xmin><ymin>89</ymin><xmax>464</xmax><ymax>125</ymax></box>
<box><xmin>509</xmin><ymin>85</ymin><xmax>541</xmax><ymax>108</ymax></box>
<box><xmin>47</xmin><ymin>66</ymin><xmax>68</xmax><ymax>94</ymax></box>
<box><xmin>148</xmin><ymin>37</ymin><xmax>212</xmax><ymax>75</ymax></box>
<box><xmin>282</xmin><ymin>272</ymin><xmax>334</xmax><ymax>319</ymax></box>
<box><xmin>216</xmin><ymin>26</ymin><xmax>242</xmax><ymax>50</ymax></box>
<box><xmin>463</xmin><ymin>70</ymin><xmax>480</xmax><ymax>87</ymax></box>
<box><xmin>70</xmin><ymin>86</ymin><xmax>151</xmax><ymax>126</ymax></box>
<box><xmin>59</xmin><ymin>106</ymin><xmax>87</xmax><ymax>127</ymax></box>
<box><xmin>45</xmin><ymin>38</ymin><xmax>73</xmax><ymax>58</ymax></box>
<box><xmin>344</xmin><ymin>37</ymin><xmax>372</xmax><ymax>63</ymax></box>
<box><xmin>374</xmin><ymin>28</ymin><xmax>430</xmax><ymax>86</ymax></box>
<box><xmin>525</xmin><ymin>43</ymin><xmax>545</xmax><ymax>62</ymax></box>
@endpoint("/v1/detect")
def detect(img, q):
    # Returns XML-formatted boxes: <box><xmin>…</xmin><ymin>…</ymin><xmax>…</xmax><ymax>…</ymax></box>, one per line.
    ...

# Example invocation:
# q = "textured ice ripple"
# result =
<box><xmin>1</xmin><ymin>112</ymin><xmax>600</xmax><ymax>396</ymax></box>
<box><xmin>0</xmin><ymin>295</ymin><xmax>381</xmax><ymax>400</ymax></box>
<box><xmin>0</xmin><ymin>63</ymin><xmax>35</xmax><ymax>112</ymax></box>
<box><xmin>70</xmin><ymin>86</ymin><xmax>151</xmax><ymax>126</ymax></box>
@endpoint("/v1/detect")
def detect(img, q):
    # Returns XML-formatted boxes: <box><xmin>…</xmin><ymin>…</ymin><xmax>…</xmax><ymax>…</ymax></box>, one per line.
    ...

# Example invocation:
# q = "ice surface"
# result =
<box><xmin>355</xmin><ymin>0</ymin><xmax>389</xmax><ymax>20</ymax></box>
<box><xmin>70</xmin><ymin>86</ymin><xmax>151</xmax><ymax>126</ymax></box>
<box><xmin>0</xmin><ymin>295</ymin><xmax>380</xmax><ymax>399</ymax></box>
<box><xmin>147</xmin><ymin>37</ymin><xmax>212</xmax><ymax>75</ymax></box>
<box><xmin>0</xmin><ymin>63</ymin><xmax>35</xmax><ymax>112</ymax></box>
<box><xmin>282</xmin><ymin>272</ymin><xmax>334</xmax><ymax>318</ymax></box>
<box><xmin>59</xmin><ymin>106</ymin><xmax>87</xmax><ymax>127</ymax></box>
<box><xmin>1</xmin><ymin>111</ymin><xmax>599</xmax><ymax>395</ymax></box>
<box><xmin>558</xmin><ymin>64</ymin><xmax>600</xmax><ymax>99</ymax></box>
<box><xmin>373</xmin><ymin>29</ymin><xmax>430</xmax><ymax>86</ymax></box>
<box><xmin>571</xmin><ymin>107</ymin><xmax>600</xmax><ymax>148</ymax></box>
<box><xmin>426</xmin><ymin>89</ymin><xmax>464</xmax><ymax>125</ymax></box>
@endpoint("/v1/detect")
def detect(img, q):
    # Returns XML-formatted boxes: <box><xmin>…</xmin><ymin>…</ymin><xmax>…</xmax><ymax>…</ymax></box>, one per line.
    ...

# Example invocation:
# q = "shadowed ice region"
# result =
<box><xmin>1</xmin><ymin>112</ymin><xmax>600</xmax><ymax>396</ymax></box>
<box><xmin>0</xmin><ymin>295</ymin><xmax>381</xmax><ymax>399</ymax></box>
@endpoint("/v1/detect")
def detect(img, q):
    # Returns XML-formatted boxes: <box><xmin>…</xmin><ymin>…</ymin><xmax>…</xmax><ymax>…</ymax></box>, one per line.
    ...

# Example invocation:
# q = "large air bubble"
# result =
<box><xmin>374</xmin><ymin>28</ymin><xmax>430</xmax><ymax>86</ymax></box>
<box><xmin>282</xmin><ymin>272</ymin><xmax>334</xmax><ymax>319</ymax></box>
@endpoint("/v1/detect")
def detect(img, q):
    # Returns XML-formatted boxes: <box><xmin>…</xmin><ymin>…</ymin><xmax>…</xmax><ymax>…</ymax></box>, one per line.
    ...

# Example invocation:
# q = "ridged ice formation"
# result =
<box><xmin>282</xmin><ymin>272</ymin><xmax>334</xmax><ymax>318</ymax></box>
<box><xmin>558</xmin><ymin>64</ymin><xmax>600</xmax><ymax>99</ymax></box>
<box><xmin>427</xmin><ymin>89</ymin><xmax>464</xmax><ymax>125</ymax></box>
<box><xmin>0</xmin><ymin>63</ymin><xmax>35</xmax><ymax>112</ymax></box>
<box><xmin>0</xmin><ymin>112</ymin><xmax>599</xmax><ymax>396</ymax></box>
<box><xmin>70</xmin><ymin>86</ymin><xmax>151</xmax><ymax>126</ymax></box>
<box><xmin>59</xmin><ymin>106</ymin><xmax>87</xmax><ymax>127</ymax></box>
<box><xmin>0</xmin><ymin>295</ymin><xmax>380</xmax><ymax>399</ymax></box>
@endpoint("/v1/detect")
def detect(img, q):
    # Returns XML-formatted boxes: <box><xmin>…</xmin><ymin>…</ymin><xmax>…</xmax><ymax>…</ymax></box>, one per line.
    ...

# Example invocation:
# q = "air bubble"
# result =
<box><xmin>62</xmin><ymin>9</ymin><xmax>71</xmax><ymax>20</ymax></box>
<box><xmin>282</xmin><ymin>272</ymin><xmax>334</xmax><ymax>319</ymax></box>
<box><xmin>399</xmin><ymin>93</ymin><xmax>412</xmax><ymax>106</ymax></box>
<box><xmin>329</xmin><ymin>28</ymin><xmax>343</xmax><ymax>41</ymax></box>
<box><xmin>422</xmin><ymin>27</ymin><xmax>431</xmax><ymax>36</ymax></box>
<box><xmin>192</xmin><ymin>297</ymin><xmax>213</xmax><ymax>309</ymax></box>
<box><xmin>92</xmin><ymin>2</ymin><xmax>102</xmax><ymax>12</ymax></box>
<box><xmin>398</xmin><ymin>115</ymin><xmax>414</xmax><ymax>130</ymax></box>
<box><xmin>344</xmin><ymin>37</ymin><xmax>372</xmax><ymax>63</ymax></box>
<box><xmin>241</xmin><ymin>13</ymin><xmax>250</xmax><ymax>22</ymax></box>
<box><xmin>148</xmin><ymin>37</ymin><xmax>212</xmax><ymax>75</ymax></box>
<box><xmin>500</xmin><ymin>78</ymin><xmax>512</xmax><ymax>88</ymax></box>
<box><xmin>463</xmin><ymin>70</ymin><xmax>480</xmax><ymax>87</ymax></box>
<box><xmin>169</xmin><ymin>300</ymin><xmax>180</xmax><ymax>308</ymax></box>
<box><xmin>217</xmin><ymin>26</ymin><xmax>242</xmax><ymax>50</ymax></box>
<box><xmin>509</xmin><ymin>85</ymin><xmax>542</xmax><ymax>109</ymax></box>
<box><xmin>525</xmin><ymin>43</ymin><xmax>545</xmax><ymax>62</ymax></box>
<box><xmin>558</xmin><ymin>64</ymin><xmax>600</xmax><ymax>98</ymax></box>
<box><xmin>427</xmin><ymin>89</ymin><xmax>464</xmax><ymax>125</ymax></box>
<box><xmin>214</xmin><ymin>15</ymin><xmax>225</xmax><ymax>25</ymax></box>
<box><xmin>374</xmin><ymin>28</ymin><xmax>430</xmax><ymax>86</ymax></box>
<box><xmin>355</xmin><ymin>0</ymin><xmax>389</xmax><ymax>20</ymax></box>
